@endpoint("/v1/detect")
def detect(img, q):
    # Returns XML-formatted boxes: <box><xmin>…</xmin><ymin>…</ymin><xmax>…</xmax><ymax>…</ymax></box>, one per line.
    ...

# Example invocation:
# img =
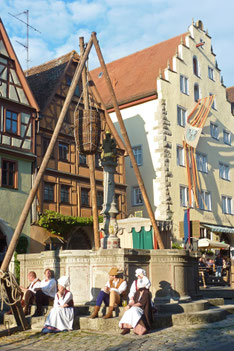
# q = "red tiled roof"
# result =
<box><xmin>25</xmin><ymin>51</ymin><xmax>79</xmax><ymax>112</ymax></box>
<box><xmin>226</xmin><ymin>86</ymin><xmax>234</xmax><ymax>103</ymax></box>
<box><xmin>90</xmin><ymin>33</ymin><xmax>188</xmax><ymax>107</ymax></box>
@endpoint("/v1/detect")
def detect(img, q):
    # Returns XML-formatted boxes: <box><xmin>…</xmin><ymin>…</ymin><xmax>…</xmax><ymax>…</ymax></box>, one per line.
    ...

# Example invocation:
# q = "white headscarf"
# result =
<box><xmin>135</xmin><ymin>268</ymin><xmax>146</xmax><ymax>277</ymax></box>
<box><xmin>58</xmin><ymin>276</ymin><xmax>70</xmax><ymax>288</ymax></box>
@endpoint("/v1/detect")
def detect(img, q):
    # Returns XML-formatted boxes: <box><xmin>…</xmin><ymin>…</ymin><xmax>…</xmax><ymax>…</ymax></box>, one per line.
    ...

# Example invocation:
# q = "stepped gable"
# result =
<box><xmin>90</xmin><ymin>32</ymin><xmax>188</xmax><ymax>108</ymax></box>
<box><xmin>25</xmin><ymin>51</ymin><xmax>79</xmax><ymax>112</ymax></box>
<box><xmin>226</xmin><ymin>86</ymin><xmax>234</xmax><ymax>102</ymax></box>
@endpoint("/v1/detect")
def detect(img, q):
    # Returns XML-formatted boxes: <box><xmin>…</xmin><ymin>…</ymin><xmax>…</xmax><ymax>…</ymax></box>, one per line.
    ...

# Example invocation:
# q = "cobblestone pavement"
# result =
<box><xmin>0</xmin><ymin>315</ymin><xmax>234</xmax><ymax>351</ymax></box>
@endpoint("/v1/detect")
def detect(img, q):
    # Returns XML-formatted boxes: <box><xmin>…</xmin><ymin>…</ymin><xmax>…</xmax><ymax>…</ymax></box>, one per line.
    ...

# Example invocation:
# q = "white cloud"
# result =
<box><xmin>1</xmin><ymin>0</ymin><xmax>234</xmax><ymax>86</ymax></box>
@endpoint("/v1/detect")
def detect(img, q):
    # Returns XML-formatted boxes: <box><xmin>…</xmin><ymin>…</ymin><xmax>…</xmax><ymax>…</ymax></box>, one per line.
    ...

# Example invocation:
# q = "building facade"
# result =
<box><xmin>91</xmin><ymin>20</ymin><xmax>234</xmax><ymax>246</ymax></box>
<box><xmin>26</xmin><ymin>52</ymin><xmax>127</xmax><ymax>251</ymax></box>
<box><xmin>0</xmin><ymin>19</ymin><xmax>39</xmax><ymax>253</ymax></box>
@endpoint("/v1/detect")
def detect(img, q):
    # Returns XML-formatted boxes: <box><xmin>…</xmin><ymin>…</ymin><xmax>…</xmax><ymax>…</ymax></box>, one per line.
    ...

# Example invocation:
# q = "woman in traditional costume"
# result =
<box><xmin>119</xmin><ymin>278</ymin><xmax>153</xmax><ymax>335</ymax></box>
<box><xmin>41</xmin><ymin>276</ymin><xmax>74</xmax><ymax>334</ymax></box>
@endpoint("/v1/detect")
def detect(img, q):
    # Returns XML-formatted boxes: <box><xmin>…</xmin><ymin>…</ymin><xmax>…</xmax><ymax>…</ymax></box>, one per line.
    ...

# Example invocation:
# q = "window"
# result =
<box><xmin>208</xmin><ymin>66</ymin><xmax>214</xmax><ymax>80</ymax></box>
<box><xmin>198</xmin><ymin>190</ymin><xmax>212</xmax><ymax>211</ymax></box>
<box><xmin>130</xmin><ymin>145</ymin><xmax>143</xmax><ymax>167</ymax></box>
<box><xmin>79</xmin><ymin>153</ymin><xmax>87</xmax><ymax>165</ymax></box>
<box><xmin>81</xmin><ymin>188</ymin><xmax>89</xmax><ymax>207</ymax></box>
<box><xmin>210</xmin><ymin>93</ymin><xmax>217</xmax><ymax>110</ymax></box>
<box><xmin>194</xmin><ymin>83</ymin><xmax>200</xmax><ymax>102</ymax></box>
<box><xmin>196</xmin><ymin>152</ymin><xmax>207</xmax><ymax>173</ymax></box>
<box><xmin>43</xmin><ymin>137</ymin><xmax>54</xmax><ymax>158</ymax></box>
<box><xmin>223</xmin><ymin>130</ymin><xmax>231</xmax><ymax>145</ymax></box>
<box><xmin>177</xmin><ymin>145</ymin><xmax>185</xmax><ymax>166</ymax></box>
<box><xmin>59</xmin><ymin>143</ymin><xmax>68</xmax><ymax>161</ymax></box>
<box><xmin>193</xmin><ymin>56</ymin><xmax>199</xmax><ymax>76</ymax></box>
<box><xmin>210</xmin><ymin>122</ymin><xmax>219</xmax><ymax>140</ymax></box>
<box><xmin>222</xmin><ymin>196</ymin><xmax>232</xmax><ymax>214</ymax></box>
<box><xmin>132</xmin><ymin>186</ymin><xmax>143</xmax><ymax>206</ymax></box>
<box><xmin>219</xmin><ymin>163</ymin><xmax>230</xmax><ymax>181</ymax></box>
<box><xmin>5</xmin><ymin>110</ymin><xmax>18</xmax><ymax>134</ymax></box>
<box><xmin>95</xmin><ymin>153</ymin><xmax>101</xmax><ymax>168</ymax></box>
<box><xmin>177</xmin><ymin>105</ymin><xmax>187</xmax><ymax>127</ymax></box>
<box><xmin>66</xmin><ymin>76</ymin><xmax>80</xmax><ymax>97</ymax></box>
<box><xmin>180</xmin><ymin>75</ymin><xmax>188</xmax><ymax>94</ymax></box>
<box><xmin>1</xmin><ymin>160</ymin><xmax>17</xmax><ymax>188</ymax></box>
<box><xmin>61</xmin><ymin>185</ymin><xmax>70</xmax><ymax>203</ymax></box>
<box><xmin>180</xmin><ymin>185</ymin><xmax>192</xmax><ymax>207</ymax></box>
<box><xmin>97</xmin><ymin>191</ymin><xmax>103</xmax><ymax>208</ymax></box>
<box><xmin>115</xmin><ymin>194</ymin><xmax>120</xmax><ymax>211</ymax></box>
<box><xmin>44</xmin><ymin>183</ymin><xmax>54</xmax><ymax>202</ymax></box>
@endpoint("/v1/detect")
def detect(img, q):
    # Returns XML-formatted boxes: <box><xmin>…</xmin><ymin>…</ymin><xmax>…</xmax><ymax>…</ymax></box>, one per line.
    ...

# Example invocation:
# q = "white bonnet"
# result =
<box><xmin>135</xmin><ymin>268</ymin><xmax>146</xmax><ymax>277</ymax></box>
<box><xmin>58</xmin><ymin>276</ymin><xmax>70</xmax><ymax>288</ymax></box>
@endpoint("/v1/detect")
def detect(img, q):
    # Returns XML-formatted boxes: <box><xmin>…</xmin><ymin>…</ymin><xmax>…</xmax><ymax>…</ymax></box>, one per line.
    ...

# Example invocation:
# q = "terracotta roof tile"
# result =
<box><xmin>90</xmin><ymin>33</ymin><xmax>188</xmax><ymax>107</ymax></box>
<box><xmin>226</xmin><ymin>86</ymin><xmax>234</xmax><ymax>103</ymax></box>
<box><xmin>25</xmin><ymin>51</ymin><xmax>79</xmax><ymax>111</ymax></box>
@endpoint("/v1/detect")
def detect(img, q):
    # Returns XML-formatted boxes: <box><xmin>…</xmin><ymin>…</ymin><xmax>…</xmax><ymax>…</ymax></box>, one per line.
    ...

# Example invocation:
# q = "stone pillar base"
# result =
<box><xmin>101</xmin><ymin>236</ymin><xmax>120</xmax><ymax>249</ymax></box>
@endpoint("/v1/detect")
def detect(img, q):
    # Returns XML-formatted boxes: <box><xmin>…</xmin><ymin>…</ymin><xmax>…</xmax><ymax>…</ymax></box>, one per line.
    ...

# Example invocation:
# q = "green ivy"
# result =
<box><xmin>37</xmin><ymin>210</ymin><xmax>103</xmax><ymax>236</ymax></box>
<box><xmin>14</xmin><ymin>252</ymin><xmax>20</xmax><ymax>284</ymax></box>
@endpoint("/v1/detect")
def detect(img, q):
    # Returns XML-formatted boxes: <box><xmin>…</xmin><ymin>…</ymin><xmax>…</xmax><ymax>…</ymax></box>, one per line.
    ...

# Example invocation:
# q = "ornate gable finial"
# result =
<box><xmin>192</xmin><ymin>18</ymin><xmax>194</xmax><ymax>25</ymax></box>
<box><xmin>221</xmin><ymin>76</ymin><xmax>224</xmax><ymax>85</ymax></box>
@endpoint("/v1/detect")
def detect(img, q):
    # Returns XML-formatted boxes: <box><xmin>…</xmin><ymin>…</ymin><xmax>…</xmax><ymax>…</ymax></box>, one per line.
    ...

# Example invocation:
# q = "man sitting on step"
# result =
<box><xmin>33</xmin><ymin>268</ymin><xmax>57</xmax><ymax>317</ymax></box>
<box><xmin>20</xmin><ymin>271</ymin><xmax>41</xmax><ymax>315</ymax></box>
<box><xmin>90</xmin><ymin>267</ymin><xmax>127</xmax><ymax>319</ymax></box>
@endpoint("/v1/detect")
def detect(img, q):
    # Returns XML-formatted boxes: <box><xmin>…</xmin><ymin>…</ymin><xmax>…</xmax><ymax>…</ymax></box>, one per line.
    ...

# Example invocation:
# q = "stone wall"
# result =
<box><xmin>18</xmin><ymin>248</ymin><xmax>199</xmax><ymax>305</ymax></box>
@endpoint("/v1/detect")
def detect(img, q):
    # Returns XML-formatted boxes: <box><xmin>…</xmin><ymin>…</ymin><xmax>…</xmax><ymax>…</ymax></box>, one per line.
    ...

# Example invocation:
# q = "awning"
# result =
<box><xmin>203</xmin><ymin>224</ymin><xmax>234</xmax><ymax>234</ymax></box>
<box><xmin>198</xmin><ymin>238</ymin><xmax>230</xmax><ymax>249</ymax></box>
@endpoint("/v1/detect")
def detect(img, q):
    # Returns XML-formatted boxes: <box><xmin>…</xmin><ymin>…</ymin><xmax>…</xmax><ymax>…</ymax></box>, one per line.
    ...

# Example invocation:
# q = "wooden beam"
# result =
<box><xmin>91</xmin><ymin>32</ymin><xmax>165</xmax><ymax>249</ymax></box>
<box><xmin>79</xmin><ymin>37</ymin><xmax>100</xmax><ymax>250</ymax></box>
<box><xmin>1</xmin><ymin>35</ymin><xmax>94</xmax><ymax>272</ymax></box>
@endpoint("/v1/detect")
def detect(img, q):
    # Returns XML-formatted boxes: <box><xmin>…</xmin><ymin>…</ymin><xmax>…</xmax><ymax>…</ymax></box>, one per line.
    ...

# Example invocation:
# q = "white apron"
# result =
<box><xmin>45</xmin><ymin>291</ymin><xmax>74</xmax><ymax>331</ymax></box>
<box><xmin>119</xmin><ymin>306</ymin><xmax>143</xmax><ymax>328</ymax></box>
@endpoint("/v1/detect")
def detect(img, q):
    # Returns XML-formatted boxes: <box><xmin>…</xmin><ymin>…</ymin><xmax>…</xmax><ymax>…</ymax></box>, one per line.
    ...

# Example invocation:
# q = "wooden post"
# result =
<box><xmin>91</xmin><ymin>32</ymin><xmax>165</xmax><ymax>249</ymax></box>
<box><xmin>1</xmin><ymin>36</ymin><xmax>93</xmax><ymax>271</ymax></box>
<box><xmin>79</xmin><ymin>37</ymin><xmax>100</xmax><ymax>250</ymax></box>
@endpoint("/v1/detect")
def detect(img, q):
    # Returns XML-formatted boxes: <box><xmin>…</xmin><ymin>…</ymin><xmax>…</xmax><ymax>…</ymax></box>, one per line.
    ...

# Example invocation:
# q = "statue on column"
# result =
<box><xmin>100</xmin><ymin>131</ymin><xmax>120</xmax><ymax>249</ymax></box>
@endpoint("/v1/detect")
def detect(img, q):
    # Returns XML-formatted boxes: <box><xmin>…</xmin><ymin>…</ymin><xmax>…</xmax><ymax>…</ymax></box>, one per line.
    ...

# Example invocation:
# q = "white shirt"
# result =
<box><xmin>128</xmin><ymin>276</ymin><xmax>151</xmax><ymax>299</ymax></box>
<box><xmin>105</xmin><ymin>279</ymin><xmax>127</xmax><ymax>295</ymax></box>
<box><xmin>28</xmin><ymin>278</ymin><xmax>41</xmax><ymax>294</ymax></box>
<box><xmin>40</xmin><ymin>278</ymin><xmax>57</xmax><ymax>298</ymax></box>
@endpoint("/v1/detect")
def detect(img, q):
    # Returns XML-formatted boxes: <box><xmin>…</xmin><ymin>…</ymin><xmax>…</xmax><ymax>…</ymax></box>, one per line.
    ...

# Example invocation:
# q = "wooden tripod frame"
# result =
<box><xmin>0</xmin><ymin>32</ymin><xmax>164</xmax><ymax>331</ymax></box>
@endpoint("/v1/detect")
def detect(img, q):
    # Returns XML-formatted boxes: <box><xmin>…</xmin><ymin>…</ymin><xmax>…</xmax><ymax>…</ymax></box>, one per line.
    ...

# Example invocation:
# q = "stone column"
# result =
<box><xmin>100</xmin><ymin>132</ymin><xmax>120</xmax><ymax>249</ymax></box>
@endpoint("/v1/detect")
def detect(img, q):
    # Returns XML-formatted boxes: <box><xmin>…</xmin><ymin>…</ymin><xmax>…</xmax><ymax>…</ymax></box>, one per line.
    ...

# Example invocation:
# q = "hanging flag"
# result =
<box><xmin>184</xmin><ymin>208</ymin><xmax>190</xmax><ymax>244</ymax></box>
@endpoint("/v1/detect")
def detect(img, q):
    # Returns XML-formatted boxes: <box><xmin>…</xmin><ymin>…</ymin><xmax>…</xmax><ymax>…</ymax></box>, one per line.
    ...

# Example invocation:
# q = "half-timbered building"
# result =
<box><xmin>26</xmin><ymin>51</ymin><xmax>127</xmax><ymax>251</ymax></box>
<box><xmin>0</xmin><ymin>19</ymin><xmax>39</xmax><ymax>255</ymax></box>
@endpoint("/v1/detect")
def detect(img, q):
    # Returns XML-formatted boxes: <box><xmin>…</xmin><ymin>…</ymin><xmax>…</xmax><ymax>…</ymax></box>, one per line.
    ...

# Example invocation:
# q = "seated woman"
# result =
<box><xmin>42</xmin><ymin>276</ymin><xmax>74</xmax><ymax>334</ymax></box>
<box><xmin>119</xmin><ymin>279</ymin><xmax>153</xmax><ymax>335</ymax></box>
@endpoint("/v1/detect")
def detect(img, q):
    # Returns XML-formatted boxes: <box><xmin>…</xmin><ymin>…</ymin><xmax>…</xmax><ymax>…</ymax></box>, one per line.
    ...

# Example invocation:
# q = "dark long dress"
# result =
<box><xmin>133</xmin><ymin>288</ymin><xmax>153</xmax><ymax>330</ymax></box>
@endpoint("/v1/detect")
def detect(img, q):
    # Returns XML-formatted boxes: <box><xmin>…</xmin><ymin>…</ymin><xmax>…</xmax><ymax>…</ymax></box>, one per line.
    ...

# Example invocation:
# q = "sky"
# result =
<box><xmin>1</xmin><ymin>0</ymin><xmax>234</xmax><ymax>87</ymax></box>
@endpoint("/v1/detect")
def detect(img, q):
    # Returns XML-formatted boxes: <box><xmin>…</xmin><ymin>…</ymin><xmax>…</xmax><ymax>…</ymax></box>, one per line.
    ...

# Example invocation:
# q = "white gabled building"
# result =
<box><xmin>91</xmin><ymin>20</ymin><xmax>234</xmax><ymax>246</ymax></box>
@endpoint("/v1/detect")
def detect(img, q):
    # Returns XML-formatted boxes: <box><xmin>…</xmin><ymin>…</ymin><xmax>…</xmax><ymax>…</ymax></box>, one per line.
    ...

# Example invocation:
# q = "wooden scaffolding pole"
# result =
<box><xmin>1</xmin><ymin>37</ymin><xmax>93</xmax><ymax>272</ymax></box>
<box><xmin>91</xmin><ymin>32</ymin><xmax>165</xmax><ymax>249</ymax></box>
<box><xmin>79</xmin><ymin>37</ymin><xmax>100</xmax><ymax>250</ymax></box>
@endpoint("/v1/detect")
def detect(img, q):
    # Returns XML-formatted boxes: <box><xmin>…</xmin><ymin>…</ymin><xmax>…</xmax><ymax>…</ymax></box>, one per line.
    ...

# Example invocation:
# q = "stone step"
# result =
<box><xmin>79</xmin><ymin>304</ymin><xmax>229</xmax><ymax>332</ymax></box>
<box><xmin>3</xmin><ymin>305</ymin><xmax>91</xmax><ymax>329</ymax></box>
<box><xmin>156</xmin><ymin>298</ymin><xmax>224</xmax><ymax>314</ymax></box>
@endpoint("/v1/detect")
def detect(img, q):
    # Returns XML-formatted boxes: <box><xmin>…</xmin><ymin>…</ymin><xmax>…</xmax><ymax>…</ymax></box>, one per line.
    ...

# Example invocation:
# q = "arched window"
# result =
<box><xmin>193</xmin><ymin>56</ymin><xmax>199</xmax><ymax>76</ymax></box>
<box><xmin>194</xmin><ymin>83</ymin><xmax>200</xmax><ymax>102</ymax></box>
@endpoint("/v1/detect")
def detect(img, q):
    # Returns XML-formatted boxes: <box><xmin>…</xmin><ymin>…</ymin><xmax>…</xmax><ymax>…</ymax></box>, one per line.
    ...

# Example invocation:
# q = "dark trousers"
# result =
<box><xmin>96</xmin><ymin>291</ymin><xmax>110</xmax><ymax>307</ymax></box>
<box><xmin>24</xmin><ymin>290</ymin><xmax>35</xmax><ymax>313</ymax></box>
<box><xmin>35</xmin><ymin>290</ymin><xmax>51</xmax><ymax>313</ymax></box>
